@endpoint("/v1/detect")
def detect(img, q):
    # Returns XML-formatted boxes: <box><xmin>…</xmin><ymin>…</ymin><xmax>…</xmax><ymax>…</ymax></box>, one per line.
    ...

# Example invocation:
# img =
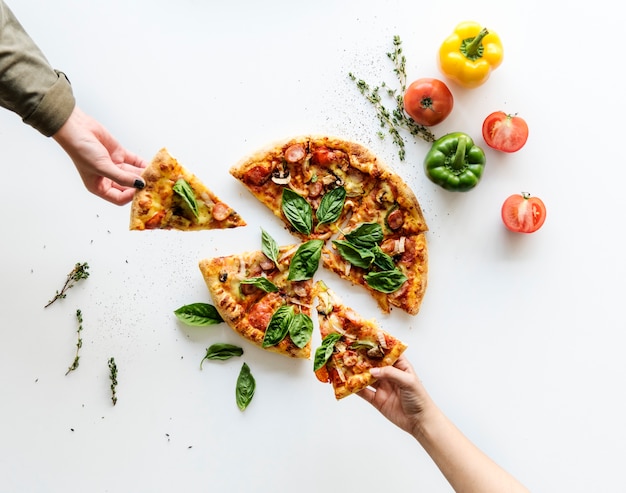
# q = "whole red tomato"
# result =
<box><xmin>501</xmin><ymin>193</ymin><xmax>546</xmax><ymax>233</ymax></box>
<box><xmin>403</xmin><ymin>78</ymin><xmax>454</xmax><ymax>126</ymax></box>
<box><xmin>482</xmin><ymin>111</ymin><xmax>529</xmax><ymax>152</ymax></box>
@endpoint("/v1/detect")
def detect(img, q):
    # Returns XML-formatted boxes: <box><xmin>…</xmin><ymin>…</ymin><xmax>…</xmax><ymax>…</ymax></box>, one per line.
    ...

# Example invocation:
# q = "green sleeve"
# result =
<box><xmin>0</xmin><ymin>0</ymin><xmax>75</xmax><ymax>136</ymax></box>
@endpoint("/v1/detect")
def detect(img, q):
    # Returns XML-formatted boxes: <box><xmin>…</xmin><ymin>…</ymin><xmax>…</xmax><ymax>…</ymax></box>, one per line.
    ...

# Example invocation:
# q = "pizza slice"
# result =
<box><xmin>198</xmin><ymin>242</ymin><xmax>315</xmax><ymax>359</ymax></box>
<box><xmin>322</xmin><ymin>227</ymin><xmax>428</xmax><ymax>315</ymax></box>
<box><xmin>229</xmin><ymin>136</ymin><xmax>380</xmax><ymax>240</ymax></box>
<box><xmin>319</xmin><ymin>160</ymin><xmax>429</xmax><ymax>315</ymax></box>
<box><xmin>313</xmin><ymin>281</ymin><xmax>407</xmax><ymax>399</ymax></box>
<box><xmin>130</xmin><ymin>148</ymin><xmax>246</xmax><ymax>231</ymax></box>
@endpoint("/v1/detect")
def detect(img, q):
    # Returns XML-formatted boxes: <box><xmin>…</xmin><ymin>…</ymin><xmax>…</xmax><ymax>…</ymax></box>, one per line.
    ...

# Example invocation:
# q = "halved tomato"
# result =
<box><xmin>482</xmin><ymin>111</ymin><xmax>529</xmax><ymax>153</ymax></box>
<box><xmin>501</xmin><ymin>193</ymin><xmax>546</xmax><ymax>233</ymax></box>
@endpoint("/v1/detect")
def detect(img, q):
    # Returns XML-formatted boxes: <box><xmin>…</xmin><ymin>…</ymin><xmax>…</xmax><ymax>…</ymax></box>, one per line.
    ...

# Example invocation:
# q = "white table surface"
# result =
<box><xmin>1</xmin><ymin>1</ymin><xmax>624</xmax><ymax>492</ymax></box>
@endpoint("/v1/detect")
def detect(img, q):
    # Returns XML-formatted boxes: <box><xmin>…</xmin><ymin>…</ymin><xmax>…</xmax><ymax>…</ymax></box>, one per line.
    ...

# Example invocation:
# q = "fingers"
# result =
<box><xmin>123</xmin><ymin>150</ymin><xmax>148</xmax><ymax>170</ymax></box>
<box><xmin>370</xmin><ymin>360</ymin><xmax>417</xmax><ymax>390</ymax></box>
<box><xmin>97</xmin><ymin>149</ymin><xmax>147</xmax><ymax>190</ymax></box>
<box><xmin>356</xmin><ymin>387</ymin><xmax>377</xmax><ymax>404</ymax></box>
<box><xmin>98</xmin><ymin>184</ymin><xmax>137</xmax><ymax>206</ymax></box>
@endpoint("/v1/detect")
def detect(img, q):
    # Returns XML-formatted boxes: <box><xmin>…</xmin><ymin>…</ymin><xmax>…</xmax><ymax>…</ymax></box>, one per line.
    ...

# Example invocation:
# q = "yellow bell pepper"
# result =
<box><xmin>438</xmin><ymin>21</ymin><xmax>503</xmax><ymax>88</ymax></box>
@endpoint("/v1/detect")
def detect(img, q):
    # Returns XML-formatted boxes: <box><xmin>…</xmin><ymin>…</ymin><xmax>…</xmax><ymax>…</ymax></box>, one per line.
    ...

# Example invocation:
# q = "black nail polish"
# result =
<box><xmin>134</xmin><ymin>179</ymin><xmax>145</xmax><ymax>190</ymax></box>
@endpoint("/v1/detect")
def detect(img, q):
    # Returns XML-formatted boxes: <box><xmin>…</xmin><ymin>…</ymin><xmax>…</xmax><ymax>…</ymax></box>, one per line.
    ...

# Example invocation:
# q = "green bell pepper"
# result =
<box><xmin>423</xmin><ymin>132</ymin><xmax>486</xmax><ymax>192</ymax></box>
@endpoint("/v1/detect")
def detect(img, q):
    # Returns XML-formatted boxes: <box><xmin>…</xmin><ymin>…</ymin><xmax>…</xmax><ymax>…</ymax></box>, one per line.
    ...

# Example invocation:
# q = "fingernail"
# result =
<box><xmin>133</xmin><ymin>179</ymin><xmax>145</xmax><ymax>190</ymax></box>
<box><xmin>370</xmin><ymin>367</ymin><xmax>380</xmax><ymax>377</ymax></box>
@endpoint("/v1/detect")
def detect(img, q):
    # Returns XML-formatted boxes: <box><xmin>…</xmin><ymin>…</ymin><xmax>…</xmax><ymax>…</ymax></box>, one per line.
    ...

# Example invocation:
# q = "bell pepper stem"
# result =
<box><xmin>451</xmin><ymin>137</ymin><xmax>467</xmax><ymax>171</ymax></box>
<box><xmin>462</xmin><ymin>28</ymin><xmax>489</xmax><ymax>60</ymax></box>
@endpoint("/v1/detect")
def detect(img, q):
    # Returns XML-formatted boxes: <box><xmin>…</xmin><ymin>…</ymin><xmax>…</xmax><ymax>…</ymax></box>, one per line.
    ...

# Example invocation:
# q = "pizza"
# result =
<box><xmin>130</xmin><ymin>148</ymin><xmax>246</xmax><ymax>231</ymax></box>
<box><xmin>229</xmin><ymin>135</ymin><xmax>428</xmax><ymax>315</ymax></box>
<box><xmin>322</xmin><ymin>227</ymin><xmax>428</xmax><ymax>315</ymax></box>
<box><xmin>313</xmin><ymin>281</ymin><xmax>407</xmax><ymax>399</ymax></box>
<box><xmin>198</xmin><ymin>241</ymin><xmax>315</xmax><ymax>359</ymax></box>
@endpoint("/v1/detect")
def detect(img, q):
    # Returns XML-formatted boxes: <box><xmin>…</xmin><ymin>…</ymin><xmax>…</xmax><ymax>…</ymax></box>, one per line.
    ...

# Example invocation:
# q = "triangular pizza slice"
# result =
<box><xmin>130</xmin><ymin>148</ymin><xmax>246</xmax><ymax>231</ymax></box>
<box><xmin>322</xmin><ymin>229</ymin><xmax>428</xmax><ymax>315</ymax></box>
<box><xmin>313</xmin><ymin>281</ymin><xmax>407</xmax><ymax>399</ymax></box>
<box><xmin>198</xmin><ymin>243</ymin><xmax>315</xmax><ymax>359</ymax></box>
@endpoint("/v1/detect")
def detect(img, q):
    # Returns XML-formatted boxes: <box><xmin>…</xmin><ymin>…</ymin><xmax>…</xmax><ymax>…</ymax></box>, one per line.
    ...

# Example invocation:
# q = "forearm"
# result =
<box><xmin>414</xmin><ymin>405</ymin><xmax>530</xmax><ymax>493</ymax></box>
<box><xmin>0</xmin><ymin>0</ymin><xmax>75</xmax><ymax>135</ymax></box>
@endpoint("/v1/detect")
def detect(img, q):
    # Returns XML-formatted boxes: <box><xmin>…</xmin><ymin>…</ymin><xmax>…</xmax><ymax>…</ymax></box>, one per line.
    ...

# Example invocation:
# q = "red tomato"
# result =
<box><xmin>403</xmin><ymin>78</ymin><xmax>454</xmax><ymax>126</ymax></box>
<box><xmin>482</xmin><ymin>111</ymin><xmax>529</xmax><ymax>152</ymax></box>
<box><xmin>501</xmin><ymin>193</ymin><xmax>546</xmax><ymax>233</ymax></box>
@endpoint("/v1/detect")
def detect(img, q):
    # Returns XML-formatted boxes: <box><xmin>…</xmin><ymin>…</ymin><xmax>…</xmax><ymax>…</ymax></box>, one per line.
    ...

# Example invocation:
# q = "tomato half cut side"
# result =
<box><xmin>482</xmin><ymin>111</ymin><xmax>529</xmax><ymax>153</ymax></box>
<box><xmin>501</xmin><ymin>193</ymin><xmax>547</xmax><ymax>233</ymax></box>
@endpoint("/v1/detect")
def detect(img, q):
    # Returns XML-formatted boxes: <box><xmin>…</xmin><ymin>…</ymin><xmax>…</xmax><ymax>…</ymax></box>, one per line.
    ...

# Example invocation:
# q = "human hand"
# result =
<box><xmin>361</xmin><ymin>356</ymin><xmax>532</xmax><ymax>493</ymax></box>
<box><xmin>358</xmin><ymin>355</ymin><xmax>435</xmax><ymax>438</ymax></box>
<box><xmin>53</xmin><ymin>106</ymin><xmax>147</xmax><ymax>205</ymax></box>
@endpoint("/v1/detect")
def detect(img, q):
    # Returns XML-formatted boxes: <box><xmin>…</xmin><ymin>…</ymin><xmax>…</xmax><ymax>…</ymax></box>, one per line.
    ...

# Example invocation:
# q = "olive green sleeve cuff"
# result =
<box><xmin>22</xmin><ymin>70</ymin><xmax>75</xmax><ymax>137</ymax></box>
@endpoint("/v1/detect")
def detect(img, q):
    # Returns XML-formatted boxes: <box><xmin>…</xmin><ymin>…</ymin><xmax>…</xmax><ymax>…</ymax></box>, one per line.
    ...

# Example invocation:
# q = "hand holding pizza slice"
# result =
<box><xmin>313</xmin><ymin>281</ymin><xmax>407</xmax><ymax>399</ymax></box>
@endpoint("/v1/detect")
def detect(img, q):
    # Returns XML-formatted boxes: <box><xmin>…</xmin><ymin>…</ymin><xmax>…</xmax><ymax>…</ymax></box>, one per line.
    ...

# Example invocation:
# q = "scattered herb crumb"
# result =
<box><xmin>349</xmin><ymin>35</ymin><xmax>436</xmax><ymax>161</ymax></box>
<box><xmin>108</xmin><ymin>357</ymin><xmax>118</xmax><ymax>406</ymax></box>
<box><xmin>65</xmin><ymin>309</ymin><xmax>84</xmax><ymax>375</ymax></box>
<box><xmin>45</xmin><ymin>262</ymin><xmax>90</xmax><ymax>308</ymax></box>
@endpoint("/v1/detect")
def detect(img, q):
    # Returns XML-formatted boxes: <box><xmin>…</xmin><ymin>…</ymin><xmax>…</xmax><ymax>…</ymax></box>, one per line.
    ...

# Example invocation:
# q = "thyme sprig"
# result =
<box><xmin>349</xmin><ymin>35</ymin><xmax>436</xmax><ymax>161</ymax></box>
<box><xmin>65</xmin><ymin>309</ymin><xmax>83</xmax><ymax>375</ymax></box>
<box><xmin>45</xmin><ymin>262</ymin><xmax>90</xmax><ymax>308</ymax></box>
<box><xmin>388</xmin><ymin>34</ymin><xmax>408</xmax><ymax>92</ymax></box>
<box><xmin>108</xmin><ymin>357</ymin><xmax>118</xmax><ymax>406</ymax></box>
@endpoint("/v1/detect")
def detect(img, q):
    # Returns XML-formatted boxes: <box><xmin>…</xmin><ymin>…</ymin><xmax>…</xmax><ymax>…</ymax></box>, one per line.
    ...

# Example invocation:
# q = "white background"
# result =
<box><xmin>1</xmin><ymin>1</ymin><xmax>624</xmax><ymax>492</ymax></box>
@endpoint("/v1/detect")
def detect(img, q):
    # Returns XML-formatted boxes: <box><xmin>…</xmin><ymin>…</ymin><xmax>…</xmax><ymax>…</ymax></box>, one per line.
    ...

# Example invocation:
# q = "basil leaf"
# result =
<box><xmin>288</xmin><ymin>239</ymin><xmax>324</xmax><ymax>281</ymax></box>
<box><xmin>332</xmin><ymin>240</ymin><xmax>375</xmax><ymax>269</ymax></box>
<box><xmin>316</xmin><ymin>186</ymin><xmax>346</xmax><ymax>226</ymax></box>
<box><xmin>240</xmin><ymin>277</ymin><xmax>279</xmax><ymax>293</ymax></box>
<box><xmin>289</xmin><ymin>312</ymin><xmax>313</xmax><ymax>348</ymax></box>
<box><xmin>344</xmin><ymin>223</ymin><xmax>383</xmax><ymax>249</ymax></box>
<box><xmin>236</xmin><ymin>362</ymin><xmax>256</xmax><ymax>411</ymax></box>
<box><xmin>174</xmin><ymin>303</ymin><xmax>223</xmax><ymax>326</ymax></box>
<box><xmin>364</xmin><ymin>269</ymin><xmax>408</xmax><ymax>293</ymax></box>
<box><xmin>261</xmin><ymin>228</ymin><xmax>279</xmax><ymax>266</ymax></box>
<box><xmin>200</xmin><ymin>343</ymin><xmax>243</xmax><ymax>369</ymax></box>
<box><xmin>373</xmin><ymin>246</ymin><xmax>396</xmax><ymax>271</ymax></box>
<box><xmin>262</xmin><ymin>304</ymin><xmax>294</xmax><ymax>347</ymax></box>
<box><xmin>282</xmin><ymin>188</ymin><xmax>312</xmax><ymax>235</ymax></box>
<box><xmin>173</xmin><ymin>179</ymin><xmax>199</xmax><ymax>219</ymax></box>
<box><xmin>313</xmin><ymin>333</ymin><xmax>342</xmax><ymax>372</ymax></box>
